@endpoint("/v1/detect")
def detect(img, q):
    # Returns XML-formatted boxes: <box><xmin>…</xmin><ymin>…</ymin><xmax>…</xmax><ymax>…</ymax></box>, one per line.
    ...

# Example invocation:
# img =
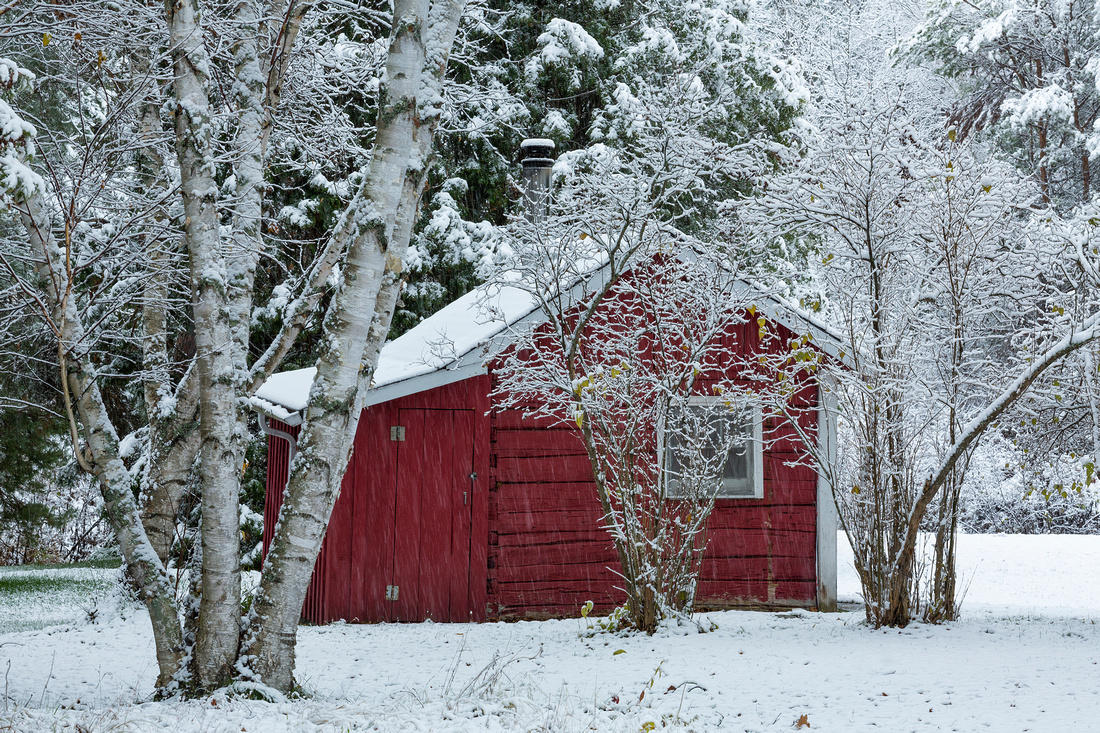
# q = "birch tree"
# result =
<box><xmin>0</xmin><ymin>47</ymin><xmax>189</xmax><ymax>685</ymax></box>
<box><xmin>0</xmin><ymin>0</ymin><xmax>469</xmax><ymax>694</ymax></box>
<box><xmin>242</xmin><ymin>0</ymin><xmax>468</xmax><ymax>693</ymax></box>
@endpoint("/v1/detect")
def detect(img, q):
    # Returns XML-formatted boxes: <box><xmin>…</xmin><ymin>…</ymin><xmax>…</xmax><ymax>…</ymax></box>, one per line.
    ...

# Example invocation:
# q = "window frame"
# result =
<box><xmin>662</xmin><ymin>395</ymin><xmax>764</xmax><ymax>500</ymax></box>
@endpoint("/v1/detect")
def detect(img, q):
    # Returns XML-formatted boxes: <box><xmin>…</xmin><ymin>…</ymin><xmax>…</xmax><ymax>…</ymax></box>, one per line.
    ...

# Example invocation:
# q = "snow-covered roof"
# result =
<box><xmin>249</xmin><ymin>265</ymin><xmax>846</xmax><ymax>424</ymax></box>
<box><xmin>251</xmin><ymin>368</ymin><xmax>318</xmax><ymax>424</ymax></box>
<box><xmin>249</xmin><ymin>282</ymin><xmax>544</xmax><ymax>424</ymax></box>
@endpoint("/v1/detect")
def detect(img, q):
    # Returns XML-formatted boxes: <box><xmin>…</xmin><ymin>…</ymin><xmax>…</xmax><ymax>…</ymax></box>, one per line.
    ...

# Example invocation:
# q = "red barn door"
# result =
<box><xmin>389</xmin><ymin>408</ymin><xmax>475</xmax><ymax>622</ymax></box>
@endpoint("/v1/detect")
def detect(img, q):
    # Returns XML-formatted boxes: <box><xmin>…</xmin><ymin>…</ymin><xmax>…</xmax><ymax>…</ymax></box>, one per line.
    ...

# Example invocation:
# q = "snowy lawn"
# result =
<box><xmin>0</xmin><ymin>560</ymin><xmax>120</xmax><ymax>634</ymax></box>
<box><xmin>0</xmin><ymin>534</ymin><xmax>1097</xmax><ymax>732</ymax></box>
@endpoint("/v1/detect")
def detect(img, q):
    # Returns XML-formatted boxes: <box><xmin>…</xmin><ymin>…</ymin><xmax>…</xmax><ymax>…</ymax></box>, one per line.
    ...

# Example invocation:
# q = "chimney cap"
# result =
<box><xmin>520</xmin><ymin>138</ymin><xmax>556</xmax><ymax>167</ymax></box>
<box><xmin>520</xmin><ymin>138</ymin><xmax>555</xmax><ymax>151</ymax></box>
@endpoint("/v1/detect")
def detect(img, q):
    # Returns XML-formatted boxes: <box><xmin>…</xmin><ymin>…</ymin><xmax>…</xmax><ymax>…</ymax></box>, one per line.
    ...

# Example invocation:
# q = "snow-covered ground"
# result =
<box><xmin>0</xmin><ymin>563</ymin><xmax>117</xmax><ymax>634</ymax></box>
<box><xmin>2</xmin><ymin>534</ymin><xmax>1098</xmax><ymax>731</ymax></box>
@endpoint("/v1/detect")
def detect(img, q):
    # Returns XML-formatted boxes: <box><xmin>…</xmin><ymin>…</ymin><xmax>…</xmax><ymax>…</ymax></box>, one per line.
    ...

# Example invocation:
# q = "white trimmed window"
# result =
<box><xmin>664</xmin><ymin>397</ymin><xmax>763</xmax><ymax>499</ymax></box>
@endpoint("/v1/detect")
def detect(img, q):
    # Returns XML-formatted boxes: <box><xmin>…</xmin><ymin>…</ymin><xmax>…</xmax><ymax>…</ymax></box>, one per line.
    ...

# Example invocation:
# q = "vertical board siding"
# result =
<box><xmin>261</xmin><ymin>421</ymin><xmax>329</xmax><ymax>624</ymax></box>
<box><xmin>350</xmin><ymin>400</ymin><xmax>398</xmax><ymax>622</ymax></box>
<box><xmin>391</xmin><ymin>406</ymin><xmax>475</xmax><ymax>622</ymax></box>
<box><xmin>449</xmin><ymin>409</ymin><xmax>476</xmax><ymax>622</ymax></box>
<box><xmin>261</xmin><ymin>424</ymin><xmax>293</xmax><ymax>562</ymax></box>
<box><xmin>274</xmin><ymin>377</ymin><xmax>492</xmax><ymax>624</ymax></box>
<box><xmin>391</xmin><ymin>408</ymin><xmax>429</xmax><ymax>620</ymax></box>
<box><xmin>468</xmin><ymin>376</ymin><xmax>492</xmax><ymax>622</ymax></box>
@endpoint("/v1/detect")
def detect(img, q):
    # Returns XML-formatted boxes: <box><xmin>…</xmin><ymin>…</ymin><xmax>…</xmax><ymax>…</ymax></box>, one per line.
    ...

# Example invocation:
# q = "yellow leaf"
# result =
<box><xmin>613</xmin><ymin>649</ymin><xmax>626</xmax><ymax>655</ymax></box>
<box><xmin>43</xmin><ymin>32</ymin><xmax>51</xmax><ymax>46</ymax></box>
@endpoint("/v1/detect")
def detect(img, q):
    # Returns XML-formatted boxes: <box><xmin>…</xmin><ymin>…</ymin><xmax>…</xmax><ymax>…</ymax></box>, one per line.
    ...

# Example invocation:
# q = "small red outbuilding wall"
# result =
<box><xmin>262</xmin><ymin>315</ymin><xmax>827</xmax><ymax>624</ymax></box>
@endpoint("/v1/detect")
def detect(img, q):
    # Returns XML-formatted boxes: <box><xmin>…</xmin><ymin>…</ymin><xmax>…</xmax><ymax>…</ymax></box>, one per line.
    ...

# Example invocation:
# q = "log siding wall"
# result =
<box><xmin>485</xmin><ymin>319</ymin><xmax>821</xmax><ymax>619</ymax></box>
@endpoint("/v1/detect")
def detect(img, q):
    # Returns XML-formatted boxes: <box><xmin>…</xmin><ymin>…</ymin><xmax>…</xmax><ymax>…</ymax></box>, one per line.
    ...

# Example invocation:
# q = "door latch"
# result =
<box><xmin>385</xmin><ymin>585</ymin><xmax>399</xmax><ymax>601</ymax></box>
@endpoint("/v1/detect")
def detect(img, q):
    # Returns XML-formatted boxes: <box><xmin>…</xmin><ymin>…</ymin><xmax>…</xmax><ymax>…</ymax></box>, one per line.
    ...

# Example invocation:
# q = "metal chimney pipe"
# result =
<box><xmin>520</xmin><ymin>138</ymin><xmax>555</xmax><ymax>223</ymax></box>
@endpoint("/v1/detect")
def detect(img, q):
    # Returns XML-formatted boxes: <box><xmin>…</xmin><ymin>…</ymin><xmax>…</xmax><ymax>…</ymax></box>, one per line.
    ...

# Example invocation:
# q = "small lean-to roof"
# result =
<box><xmin>249</xmin><ymin>263</ymin><xmax>846</xmax><ymax>424</ymax></box>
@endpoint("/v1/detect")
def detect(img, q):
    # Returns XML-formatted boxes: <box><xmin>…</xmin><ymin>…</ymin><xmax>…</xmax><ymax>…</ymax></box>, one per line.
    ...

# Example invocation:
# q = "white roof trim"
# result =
<box><xmin>362</xmin><ymin>358</ymin><xmax>488</xmax><ymax>407</ymax></box>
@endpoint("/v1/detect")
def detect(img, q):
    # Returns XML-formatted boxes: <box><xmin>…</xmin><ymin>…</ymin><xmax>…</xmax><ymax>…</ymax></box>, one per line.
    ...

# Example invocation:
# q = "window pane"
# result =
<box><xmin>666</xmin><ymin>404</ymin><xmax>756</xmax><ymax>498</ymax></box>
<box><xmin>723</xmin><ymin>445</ymin><xmax>747</xmax><ymax>481</ymax></box>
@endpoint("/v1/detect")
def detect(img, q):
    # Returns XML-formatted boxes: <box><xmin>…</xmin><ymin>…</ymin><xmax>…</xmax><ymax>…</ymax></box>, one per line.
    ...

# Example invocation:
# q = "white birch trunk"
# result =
<box><xmin>143</xmin><ymin>372</ymin><xmax>201</xmax><ymax>564</ymax></box>
<box><xmin>141</xmin><ymin>246</ymin><xmax>178</xmax><ymax>565</ymax></box>
<box><xmin>227</xmin><ymin>0</ymin><xmax>266</xmax><ymax>372</ymax></box>
<box><xmin>242</xmin><ymin>0</ymin><xmax>465</xmax><ymax>692</ymax></box>
<box><xmin>146</xmin><ymin>0</ymin><xmax>310</xmax><ymax>576</ymax></box>
<box><xmin>234</xmin><ymin>0</ymin><xmax>310</xmax><ymax>389</ymax></box>
<box><xmin>20</xmin><ymin>191</ymin><xmax>185</xmax><ymax>688</ymax></box>
<box><xmin>166</xmin><ymin>0</ymin><xmax>242</xmax><ymax>688</ymax></box>
<box><xmin>133</xmin><ymin>66</ymin><xmax>201</xmax><ymax>567</ymax></box>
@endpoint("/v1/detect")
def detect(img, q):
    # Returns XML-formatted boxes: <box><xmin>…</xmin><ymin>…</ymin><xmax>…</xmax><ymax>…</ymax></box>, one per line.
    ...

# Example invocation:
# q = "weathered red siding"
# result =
<box><xmin>263</xmin><ymin>310</ymin><xmax>824</xmax><ymax>623</ymax></box>
<box><xmin>485</xmin><ymin>316</ymin><xmax>821</xmax><ymax>619</ymax></box>
<box><xmin>261</xmin><ymin>419</ymin><xmax>328</xmax><ymax>622</ymax></box>
<box><xmin>275</xmin><ymin>377</ymin><xmax>492</xmax><ymax>624</ymax></box>
<box><xmin>487</xmin><ymin>411</ymin><xmax>621</xmax><ymax>619</ymax></box>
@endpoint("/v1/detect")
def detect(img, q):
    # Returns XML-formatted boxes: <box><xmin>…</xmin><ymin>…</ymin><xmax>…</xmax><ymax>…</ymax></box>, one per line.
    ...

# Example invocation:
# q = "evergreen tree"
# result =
<box><xmin>904</xmin><ymin>0</ymin><xmax>1100</xmax><ymax>207</ymax></box>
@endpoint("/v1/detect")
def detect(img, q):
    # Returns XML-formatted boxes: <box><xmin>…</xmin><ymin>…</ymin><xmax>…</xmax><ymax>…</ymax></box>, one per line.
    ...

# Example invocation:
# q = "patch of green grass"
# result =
<box><xmin>24</xmin><ymin>556</ymin><xmax>123</xmax><ymax>571</ymax></box>
<box><xmin>0</xmin><ymin>563</ymin><xmax>121</xmax><ymax>634</ymax></box>
<box><xmin>0</xmin><ymin>573</ymin><xmax>78</xmax><ymax>594</ymax></box>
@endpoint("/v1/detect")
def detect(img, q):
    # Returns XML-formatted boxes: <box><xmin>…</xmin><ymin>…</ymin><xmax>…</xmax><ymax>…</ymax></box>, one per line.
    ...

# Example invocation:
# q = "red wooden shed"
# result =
<box><xmin>252</xmin><ymin>268</ymin><xmax>841</xmax><ymax>624</ymax></box>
